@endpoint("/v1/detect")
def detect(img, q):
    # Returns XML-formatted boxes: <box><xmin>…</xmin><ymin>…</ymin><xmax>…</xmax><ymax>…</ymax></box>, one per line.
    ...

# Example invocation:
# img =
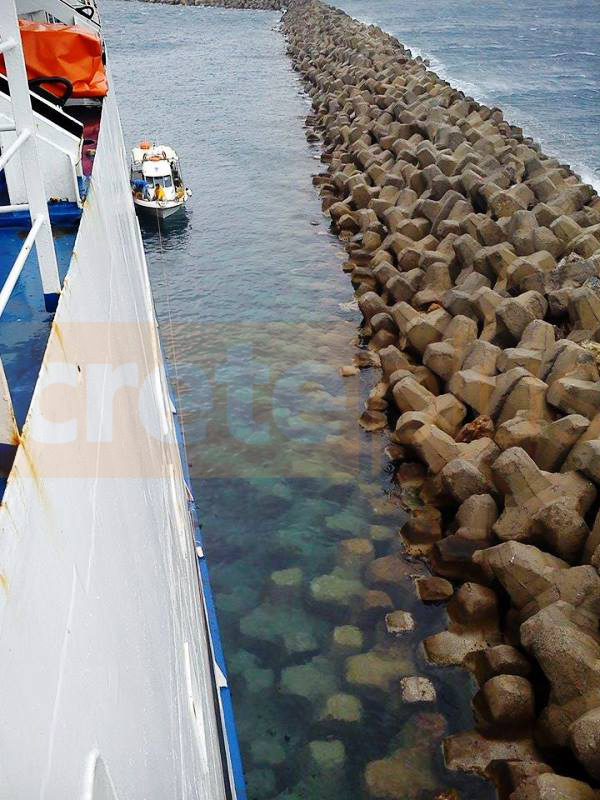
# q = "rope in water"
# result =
<box><xmin>154</xmin><ymin>209</ymin><xmax>191</xmax><ymax>462</ymax></box>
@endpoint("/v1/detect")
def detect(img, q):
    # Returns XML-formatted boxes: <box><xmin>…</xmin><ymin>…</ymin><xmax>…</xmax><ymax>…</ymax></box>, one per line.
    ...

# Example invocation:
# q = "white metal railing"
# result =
<box><xmin>0</xmin><ymin>0</ymin><xmax>61</xmax><ymax>310</ymax></box>
<box><xmin>61</xmin><ymin>0</ymin><xmax>100</xmax><ymax>26</ymax></box>
<box><xmin>0</xmin><ymin>203</ymin><xmax>28</xmax><ymax>213</ymax></box>
<box><xmin>37</xmin><ymin>131</ymin><xmax>82</xmax><ymax>205</ymax></box>
<box><xmin>0</xmin><ymin>37</ymin><xmax>17</xmax><ymax>55</ymax></box>
<box><xmin>0</xmin><ymin>0</ymin><xmax>63</xmax><ymax>468</ymax></box>
<box><xmin>0</xmin><ymin>214</ymin><xmax>43</xmax><ymax>317</ymax></box>
<box><xmin>0</xmin><ymin>127</ymin><xmax>30</xmax><ymax>170</ymax></box>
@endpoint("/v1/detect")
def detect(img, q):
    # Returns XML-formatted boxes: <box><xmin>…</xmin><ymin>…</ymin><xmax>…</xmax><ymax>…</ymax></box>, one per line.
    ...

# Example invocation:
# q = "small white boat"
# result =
<box><xmin>130</xmin><ymin>142</ymin><xmax>190</xmax><ymax>219</ymax></box>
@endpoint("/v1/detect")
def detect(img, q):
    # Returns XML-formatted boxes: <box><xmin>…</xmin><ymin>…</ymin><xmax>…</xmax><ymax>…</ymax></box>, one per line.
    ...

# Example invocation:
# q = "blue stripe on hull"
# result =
<box><xmin>171</xmin><ymin>388</ymin><xmax>247</xmax><ymax>800</ymax></box>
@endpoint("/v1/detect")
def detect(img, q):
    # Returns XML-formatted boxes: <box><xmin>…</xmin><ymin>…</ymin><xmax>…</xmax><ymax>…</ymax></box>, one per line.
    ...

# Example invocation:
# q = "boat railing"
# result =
<box><xmin>0</xmin><ymin>0</ymin><xmax>62</xmax><ymax>467</ymax></box>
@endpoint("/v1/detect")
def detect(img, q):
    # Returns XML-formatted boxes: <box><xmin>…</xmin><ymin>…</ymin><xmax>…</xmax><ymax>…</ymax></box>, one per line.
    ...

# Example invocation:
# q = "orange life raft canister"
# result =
<box><xmin>0</xmin><ymin>20</ymin><xmax>107</xmax><ymax>98</ymax></box>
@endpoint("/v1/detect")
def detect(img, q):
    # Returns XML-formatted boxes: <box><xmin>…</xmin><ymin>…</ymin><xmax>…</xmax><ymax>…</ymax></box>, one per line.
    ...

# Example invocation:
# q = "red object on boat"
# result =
<box><xmin>0</xmin><ymin>20</ymin><xmax>107</xmax><ymax>98</ymax></box>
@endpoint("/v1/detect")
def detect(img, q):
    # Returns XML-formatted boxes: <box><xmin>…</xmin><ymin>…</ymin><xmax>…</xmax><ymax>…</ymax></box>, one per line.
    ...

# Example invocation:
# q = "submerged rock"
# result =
<box><xmin>365</xmin><ymin>555</ymin><xmax>420</xmax><ymax>595</ymax></box>
<box><xmin>325</xmin><ymin>509</ymin><xmax>364</xmax><ymax>536</ymax></box>
<box><xmin>280</xmin><ymin>656</ymin><xmax>338</xmax><ymax>706</ymax></box>
<box><xmin>282</xmin><ymin>629</ymin><xmax>319</xmax><ymax>659</ymax></box>
<box><xmin>228</xmin><ymin>650</ymin><xmax>274</xmax><ymax>694</ymax></box>
<box><xmin>268</xmin><ymin>567</ymin><xmax>304</xmax><ymax>602</ymax></box>
<box><xmin>318</xmin><ymin>692</ymin><xmax>363</xmax><ymax>728</ymax></box>
<box><xmin>345</xmin><ymin>645</ymin><xmax>414</xmax><ymax>696</ymax></box>
<box><xmin>215</xmin><ymin>584</ymin><xmax>260</xmax><ymax>625</ymax></box>
<box><xmin>364</xmin><ymin>744</ymin><xmax>438</xmax><ymax>799</ymax></box>
<box><xmin>245</xmin><ymin>768</ymin><xmax>276</xmax><ymax>800</ymax></box>
<box><xmin>336</xmin><ymin>537</ymin><xmax>375</xmax><ymax>572</ymax></box>
<box><xmin>368</xmin><ymin>524</ymin><xmax>396</xmax><ymax>544</ymax></box>
<box><xmin>306</xmin><ymin>739</ymin><xmax>346</xmax><ymax>776</ymax></box>
<box><xmin>399</xmin><ymin>711</ymin><xmax>448</xmax><ymax>749</ymax></box>
<box><xmin>239</xmin><ymin>601</ymin><xmax>323</xmax><ymax>659</ymax></box>
<box><xmin>250</xmin><ymin>738</ymin><xmax>286</xmax><ymax>768</ymax></box>
<box><xmin>309</xmin><ymin>567</ymin><xmax>365</xmax><ymax>618</ymax></box>
<box><xmin>330</xmin><ymin>624</ymin><xmax>364</xmax><ymax>658</ymax></box>
<box><xmin>357</xmin><ymin>590</ymin><xmax>395</xmax><ymax>626</ymax></box>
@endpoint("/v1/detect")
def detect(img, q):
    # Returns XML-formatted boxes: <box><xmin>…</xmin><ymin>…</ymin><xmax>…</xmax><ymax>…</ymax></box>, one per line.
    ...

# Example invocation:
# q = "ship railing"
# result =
<box><xmin>0</xmin><ymin>74</ymin><xmax>85</xmax><ymax>208</ymax></box>
<box><xmin>17</xmin><ymin>0</ymin><xmax>100</xmax><ymax>29</ymax></box>
<box><xmin>0</xmin><ymin>0</ymin><xmax>62</xmax><ymax>471</ymax></box>
<box><xmin>53</xmin><ymin>0</ymin><xmax>100</xmax><ymax>26</ymax></box>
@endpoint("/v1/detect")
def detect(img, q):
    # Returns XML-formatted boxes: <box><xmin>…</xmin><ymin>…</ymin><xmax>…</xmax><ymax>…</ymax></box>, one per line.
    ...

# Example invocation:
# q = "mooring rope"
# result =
<box><xmin>154</xmin><ymin>211</ymin><xmax>191</xmax><ymax>461</ymax></box>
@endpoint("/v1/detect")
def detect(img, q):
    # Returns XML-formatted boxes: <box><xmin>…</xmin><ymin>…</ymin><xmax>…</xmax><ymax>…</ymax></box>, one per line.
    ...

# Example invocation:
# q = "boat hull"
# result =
<box><xmin>133</xmin><ymin>196</ymin><xmax>185</xmax><ymax>218</ymax></box>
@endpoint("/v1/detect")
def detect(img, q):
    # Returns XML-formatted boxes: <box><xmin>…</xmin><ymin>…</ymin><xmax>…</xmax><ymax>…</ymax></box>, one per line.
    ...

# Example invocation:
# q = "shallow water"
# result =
<box><xmin>335</xmin><ymin>0</ymin><xmax>600</xmax><ymax>192</ymax></box>
<box><xmin>102</xmin><ymin>3</ymin><xmax>499</xmax><ymax>797</ymax></box>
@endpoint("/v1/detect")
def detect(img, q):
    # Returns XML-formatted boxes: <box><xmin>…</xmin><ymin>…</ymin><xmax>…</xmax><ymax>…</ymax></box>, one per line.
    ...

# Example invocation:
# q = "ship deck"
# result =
<box><xmin>0</xmin><ymin>224</ymin><xmax>76</xmax><ymax>496</ymax></box>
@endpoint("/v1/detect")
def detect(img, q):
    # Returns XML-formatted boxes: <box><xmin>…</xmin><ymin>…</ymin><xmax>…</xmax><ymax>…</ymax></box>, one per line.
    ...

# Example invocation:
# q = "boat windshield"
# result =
<box><xmin>145</xmin><ymin>175</ymin><xmax>172</xmax><ymax>188</ymax></box>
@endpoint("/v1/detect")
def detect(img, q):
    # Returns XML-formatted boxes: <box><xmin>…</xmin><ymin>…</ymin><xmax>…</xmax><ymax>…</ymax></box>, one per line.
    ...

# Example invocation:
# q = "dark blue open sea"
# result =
<box><xmin>102</xmin><ymin>2</ymin><xmax>598</xmax><ymax>797</ymax></box>
<box><xmin>337</xmin><ymin>0</ymin><xmax>600</xmax><ymax>190</ymax></box>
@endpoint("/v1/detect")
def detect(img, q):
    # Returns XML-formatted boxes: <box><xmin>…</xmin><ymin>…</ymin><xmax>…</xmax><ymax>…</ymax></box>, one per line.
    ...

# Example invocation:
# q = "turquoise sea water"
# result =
<box><xmin>102</xmin><ymin>2</ymin><xmax>598</xmax><ymax>797</ymax></box>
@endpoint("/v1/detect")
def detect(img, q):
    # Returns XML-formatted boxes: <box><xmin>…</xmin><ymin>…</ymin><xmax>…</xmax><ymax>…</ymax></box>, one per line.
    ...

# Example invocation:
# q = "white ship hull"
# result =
<box><xmin>0</xmin><ymin>68</ymin><xmax>242</xmax><ymax>800</ymax></box>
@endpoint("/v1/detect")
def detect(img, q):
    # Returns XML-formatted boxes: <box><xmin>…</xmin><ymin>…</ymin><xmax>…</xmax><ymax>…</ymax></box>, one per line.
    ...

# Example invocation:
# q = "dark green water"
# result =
<box><xmin>103</xmin><ymin>4</ymin><xmax>494</xmax><ymax>798</ymax></box>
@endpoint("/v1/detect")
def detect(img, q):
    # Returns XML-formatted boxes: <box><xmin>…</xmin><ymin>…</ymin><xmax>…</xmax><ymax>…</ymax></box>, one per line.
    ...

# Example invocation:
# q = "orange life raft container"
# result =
<box><xmin>0</xmin><ymin>20</ymin><xmax>107</xmax><ymax>99</ymax></box>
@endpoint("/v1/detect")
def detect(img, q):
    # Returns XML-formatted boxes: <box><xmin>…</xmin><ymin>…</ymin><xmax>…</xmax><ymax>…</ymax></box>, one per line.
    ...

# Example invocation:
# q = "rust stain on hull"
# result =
<box><xmin>50</xmin><ymin>319</ymin><xmax>68</xmax><ymax>359</ymax></box>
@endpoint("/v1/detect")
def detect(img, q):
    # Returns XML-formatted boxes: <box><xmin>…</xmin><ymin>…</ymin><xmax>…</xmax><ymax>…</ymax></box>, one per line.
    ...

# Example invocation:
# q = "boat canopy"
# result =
<box><xmin>0</xmin><ymin>20</ymin><xmax>107</xmax><ymax>98</ymax></box>
<box><xmin>142</xmin><ymin>161</ymin><xmax>172</xmax><ymax>177</ymax></box>
<box><xmin>131</xmin><ymin>144</ymin><xmax>178</xmax><ymax>163</ymax></box>
<box><xmin>131</xmin><ymin>145</ymin><xmax>179</xmax><ymax>177</ymax></box>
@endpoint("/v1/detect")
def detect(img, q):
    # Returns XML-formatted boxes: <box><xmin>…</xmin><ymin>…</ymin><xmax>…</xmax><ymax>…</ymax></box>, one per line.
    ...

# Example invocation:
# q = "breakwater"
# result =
<box><xmin>282</xmin><ymin>0</ymin><xmax>600</xmax><ymax>797</ymax></box>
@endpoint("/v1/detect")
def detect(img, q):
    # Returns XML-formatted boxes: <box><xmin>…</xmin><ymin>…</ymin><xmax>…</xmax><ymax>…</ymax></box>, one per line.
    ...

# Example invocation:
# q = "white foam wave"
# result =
<box><xmin>550</xmin><ymin>51</ymin><xmax>599</xmax><ymax>58</ymax></box>
<box><xmin>387</xmin><ymin>37</ymin><xmax>600</xmax><ymax>195</ymax></box>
